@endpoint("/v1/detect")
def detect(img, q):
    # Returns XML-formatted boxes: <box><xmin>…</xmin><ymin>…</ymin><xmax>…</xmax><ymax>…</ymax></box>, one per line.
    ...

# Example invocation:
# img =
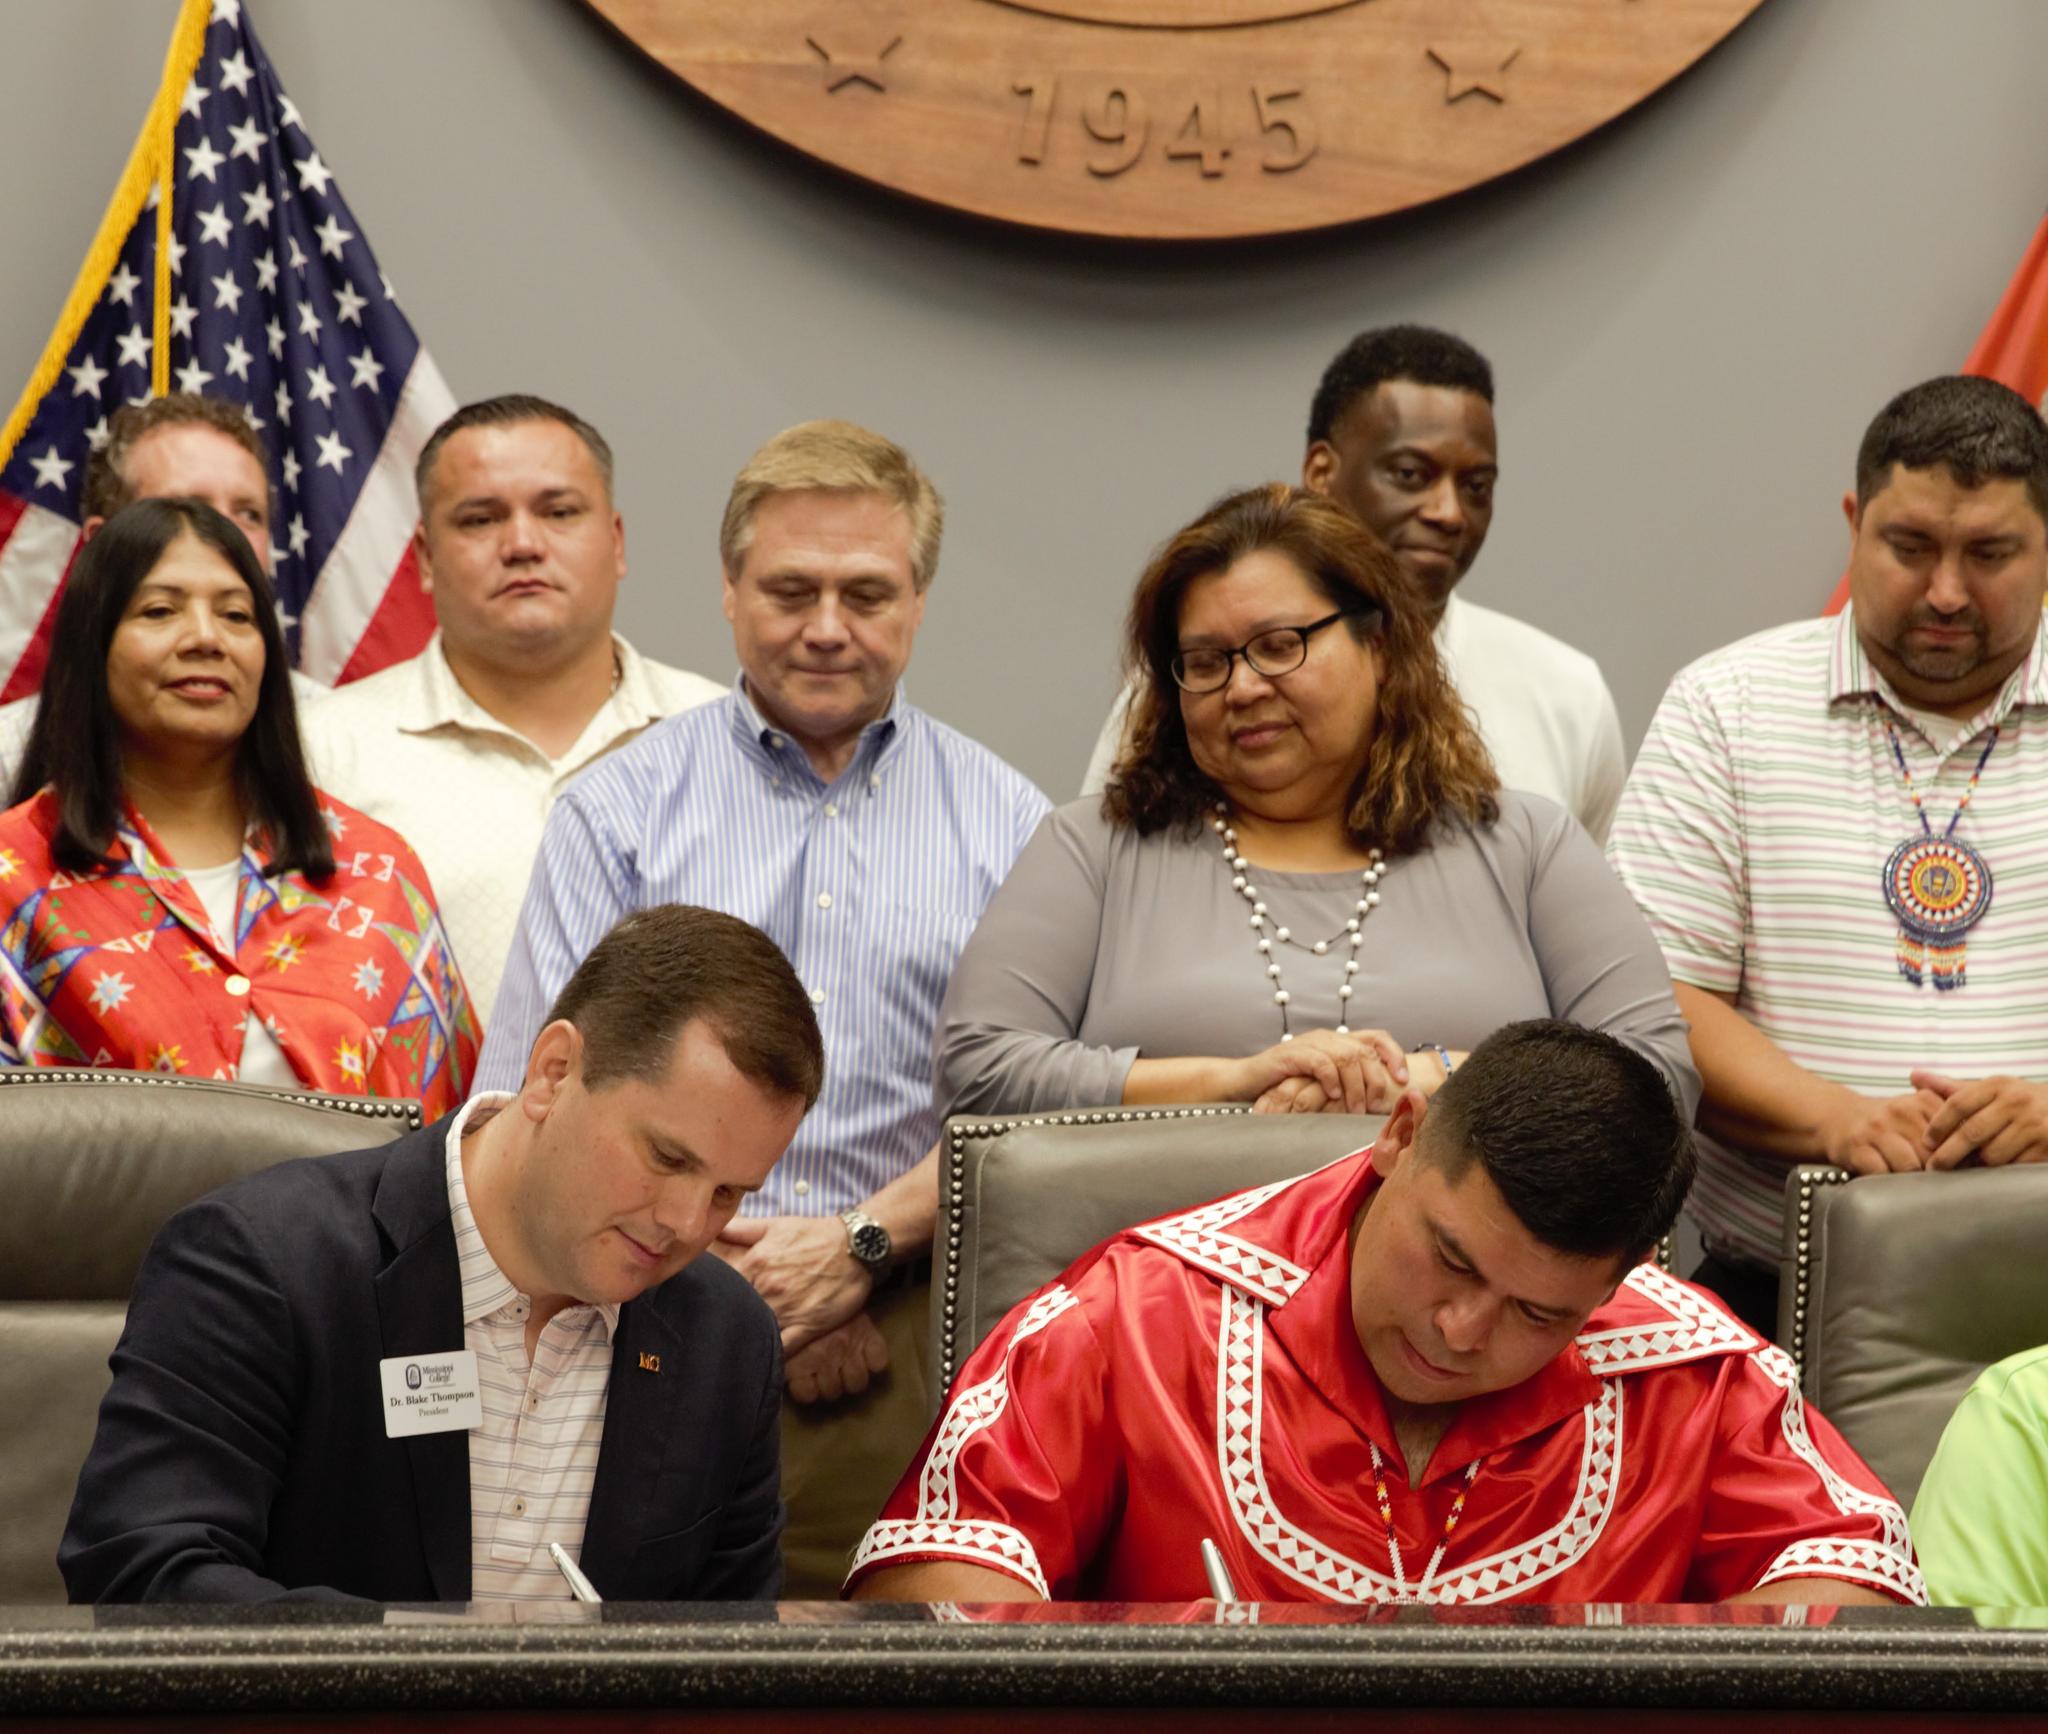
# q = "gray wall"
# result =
<box><xmin>6</xmin><ymin>0</ymin><xmax>2047</xmax><ymax>799</ymax></box>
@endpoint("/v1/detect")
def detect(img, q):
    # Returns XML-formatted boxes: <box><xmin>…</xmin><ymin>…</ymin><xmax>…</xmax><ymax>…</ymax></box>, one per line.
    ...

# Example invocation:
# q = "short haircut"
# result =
<box><xmin>1854</xmin><ymin>375</ymin><xmax>2048</xmax><ymax>524</ymax></box>
<box><xmin>1104</xmin><ymin>483</ymin><xmax>1498</xmax><ymax>855</ymax></box>
<box><xmin>414</xmin><ymin>394</ymin><xmax>616</xmax><ymax>514</ymax></box>
<box><xmin>80</xmin><ymin>395</ymin><xmax>271</xmax><ymax>523</ymax></box>
<box><xmin>544</xmin><ymin>904</ymin><xmax>826</xmax><ymax>1109</ymax></box>
<box><xmin>1306</xmin><ymin>324</ymin><xmax>1495</xmax><ymax>447</ymax></box>
<box><xmin>719</xmin><ymin>419</ymin><xmax>944</xmax><ymax>593</ymax></box>
<box><xmin>1419</xmin><ymin>1020</ymin><xmax>1694</xmax><ymax>1266</ymax></box>
<box><xmin>9</xmin><ymin>497</ymin><xmax>332</xmax><ymax>879</ymax></box>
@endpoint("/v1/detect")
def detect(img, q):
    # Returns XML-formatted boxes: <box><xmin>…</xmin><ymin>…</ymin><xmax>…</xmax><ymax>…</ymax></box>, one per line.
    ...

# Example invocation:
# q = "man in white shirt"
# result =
<box><xmin>1082</xmin><ymin>325</ymin><xmax>1626</xmax><ymax>838</ymax></box>
<box><xmin>0</xmin><ymin>395</ymin><xmax>318</xmax><ymax>792</ymax></box>
<box><xmin>302</xmin><ymin>395</ymin><xmax>724</xmax><ymax>1023</ymax></box>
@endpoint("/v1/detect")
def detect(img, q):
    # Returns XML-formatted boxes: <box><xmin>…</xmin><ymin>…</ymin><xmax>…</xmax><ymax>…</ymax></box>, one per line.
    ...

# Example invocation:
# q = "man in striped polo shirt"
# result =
<box><xmin>1610</xmin><ymin>376</ymin><xmax>2048</xmax><ymax>1334</ymax></box>
<box><xmin>479</xmin><ymin>420</ymin><xmax>1051</xmax><ymax>1593</ymax></box>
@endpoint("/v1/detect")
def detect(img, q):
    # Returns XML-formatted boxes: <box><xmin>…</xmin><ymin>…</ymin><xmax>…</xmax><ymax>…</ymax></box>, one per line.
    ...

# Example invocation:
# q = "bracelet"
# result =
<box><xmin>1411</xmin><ymin>1043</ymin><xmax>1454</xmax><ymax>1079</ymax></box>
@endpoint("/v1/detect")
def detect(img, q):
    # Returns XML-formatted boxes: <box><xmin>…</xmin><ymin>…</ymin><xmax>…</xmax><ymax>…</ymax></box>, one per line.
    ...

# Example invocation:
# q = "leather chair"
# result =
<box><xmin>0</xmin><ymin>1070</ymin><xmax>421</xmax><ymax>1603</ymax></box>
<box><xmin>931</xmin><ymin>1104</ymin><xmax>1385</xmax><ymax>1403</ymax></box>
<box><xmin>1778</xmin><ymin>1163</ymin><xmax>2048</xmax><ymax>1511</ymax></box>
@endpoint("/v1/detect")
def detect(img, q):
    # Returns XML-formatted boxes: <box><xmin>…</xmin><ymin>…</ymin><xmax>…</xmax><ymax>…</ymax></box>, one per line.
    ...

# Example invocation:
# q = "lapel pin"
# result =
<box><xmin>638</xmin><ymin>1351</ymin><xmax>661</xmax><ymax>1374</ymax></box>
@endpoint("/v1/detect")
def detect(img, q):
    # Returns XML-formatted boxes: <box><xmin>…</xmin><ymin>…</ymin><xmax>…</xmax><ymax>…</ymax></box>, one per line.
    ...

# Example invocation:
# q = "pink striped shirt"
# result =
<box><xmin>1609</xmin><ymin>610</ymin><xmax>2048</xmax><ymax>1265</ymax></box>
<box><xmin>443</xmin><ymin>1095</ymin><xmax>620</xmax><ymax>1603</ymax></box>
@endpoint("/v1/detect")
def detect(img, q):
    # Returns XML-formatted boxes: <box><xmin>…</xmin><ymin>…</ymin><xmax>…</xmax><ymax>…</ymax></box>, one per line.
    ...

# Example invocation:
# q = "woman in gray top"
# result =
<box><xmin>937</xmin><ymin>484</ymin><xmax>1696</xmax><ymax>1122</ymax></box>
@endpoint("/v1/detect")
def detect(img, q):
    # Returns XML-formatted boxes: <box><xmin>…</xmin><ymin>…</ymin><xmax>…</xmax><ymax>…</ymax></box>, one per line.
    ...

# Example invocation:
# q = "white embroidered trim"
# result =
<box><xmin>850</xmin><ymin>1519</ymin><xmax>1051</xmax><ymax>1598</ymax></box>
<box><xmin>1214</xmin><ymin>1287</ymin><xmax>1624</xmax><ymax>1604</ymax></box>
<box><xmin>1750</xmin><ymin>1346</ymin><xmax>1925</xmax><ymax>1605</ymax></box>
<box><xmin>845</xmin><ymin>1284</ymin><xmax>1075</xmax><ymax>1594</ymax></box>
<box><xmin>1134</xmin><ymin>1172</ymin><xmax>1319</xmax><ymax>1305</ymax></box>
<box><xmin>1575</xmin><ymin>1264</ymin><xmax>1760</xmax><ymax>1375</ymax></box>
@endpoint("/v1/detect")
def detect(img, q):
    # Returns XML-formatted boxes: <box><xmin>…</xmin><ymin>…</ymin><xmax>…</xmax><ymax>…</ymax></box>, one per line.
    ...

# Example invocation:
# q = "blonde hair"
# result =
<box><xmin>719</xmin><ymin>420</ymin><xmax>944</xmax><ymax>591</ymax></box>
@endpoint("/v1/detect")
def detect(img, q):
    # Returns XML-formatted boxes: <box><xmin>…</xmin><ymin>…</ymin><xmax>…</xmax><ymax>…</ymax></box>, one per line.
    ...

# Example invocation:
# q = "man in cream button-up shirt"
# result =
<box><xmin>304</xmin><ymin>395</ymin><xmax>722</xmax><ymax>1023</ymax></box>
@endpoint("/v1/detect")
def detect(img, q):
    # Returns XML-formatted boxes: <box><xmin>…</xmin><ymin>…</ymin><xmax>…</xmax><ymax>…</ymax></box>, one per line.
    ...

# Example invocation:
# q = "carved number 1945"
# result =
<box><xmin>1012</xmin><ymin>80</ymin><xmax>1317</xmax><ymax>179</ymax></box>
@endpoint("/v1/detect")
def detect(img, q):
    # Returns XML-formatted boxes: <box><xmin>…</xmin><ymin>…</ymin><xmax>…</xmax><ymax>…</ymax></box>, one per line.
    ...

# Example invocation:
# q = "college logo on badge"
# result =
<box><xmin>581</xmin><ymin>0</ymin><xmax>1768</xmax><ymax>238</ymax></box>
<box><xmin>405</xmin><ymin>1362</ymin><xmax>423</xmax><ymax>1390</ymax></box>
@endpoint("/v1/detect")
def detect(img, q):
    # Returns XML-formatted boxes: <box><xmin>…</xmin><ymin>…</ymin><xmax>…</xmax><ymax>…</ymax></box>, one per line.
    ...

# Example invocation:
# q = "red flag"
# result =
<box><xmin>1824</xmin><ymin>213</ymin><xmax>2048</xmax><ymax>614</ymax></box>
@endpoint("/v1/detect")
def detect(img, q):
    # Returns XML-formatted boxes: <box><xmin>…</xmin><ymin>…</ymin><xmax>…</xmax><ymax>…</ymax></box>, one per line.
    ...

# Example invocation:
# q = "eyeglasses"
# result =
<box><xmin>1170</xmin><ymin>607</ymin><xmax>1377</xmax><ymax>694</ymax></box>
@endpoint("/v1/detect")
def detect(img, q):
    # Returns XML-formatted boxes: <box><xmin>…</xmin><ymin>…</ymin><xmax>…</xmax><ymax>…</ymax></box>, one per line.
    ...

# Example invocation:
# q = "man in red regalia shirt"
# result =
<box><xmin>847</xmin><ymin>1021</ymin><xmax>1923</xmax><ymax>1606</ymax></box>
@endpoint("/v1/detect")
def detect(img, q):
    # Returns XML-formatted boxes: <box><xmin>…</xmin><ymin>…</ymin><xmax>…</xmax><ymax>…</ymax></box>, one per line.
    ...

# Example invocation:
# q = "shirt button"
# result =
<box><xmin>816</xmin><ymin>892</ymin><xmax>833</xmax><ymax>910</ymax></box>
<box><xmin>527</xmin><ymin>1393</ymin><xmax>540</xmax><ymax>1412</ymax></box>
<box><xmin>809</xmin><ymin>988</ymin><xmax>826</xmax><ymax>1006</ymax></box>
<box><xmin>794</xmin><ymin>1180</ymin><xmax>810</xmax><ymax>1197</ymax></box>
<box><xmin>869</xmin><ymin>774</ymin><xmax>881</xmax><ymax>790</ymax></box>
<box><xmin>224</xmin><ymin>975</ymin><xmax>252</xmax><ymax>998</ymax></box>
<box><xmin>823</xmin><ymin>803</ymin><xmax>839</xmax><ymax>818</ymax></box>
<box><xmin>767</xmin><ymin>733</ymin><xmax>784</xmax><ymax>748</ymax></box>
<box><xmin>511</xmin><ymin>1497</ymin><xmax>528</xmax><ymax>1517</ymax></box>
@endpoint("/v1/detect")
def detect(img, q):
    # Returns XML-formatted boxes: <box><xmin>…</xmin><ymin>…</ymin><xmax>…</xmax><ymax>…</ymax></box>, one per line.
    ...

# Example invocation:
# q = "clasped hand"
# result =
<box><xmin>712</xmin><ymin>1214</ymin><xmax>872</xmax><ymax>1354</ymax></box>
<box><xmin>1235</xmin><ymin>1027</ymin><xmax>1410</xmax><ymax>1115</ymax></box>
<box><xmin>1818</xmin><ymin>1075</ymin><xmax>2048</xmax><ymax>1173</ymax></box>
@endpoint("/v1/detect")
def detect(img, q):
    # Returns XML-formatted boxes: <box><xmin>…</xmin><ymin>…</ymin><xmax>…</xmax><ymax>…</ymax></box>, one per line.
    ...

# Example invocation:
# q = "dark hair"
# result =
<box><xmin>545</xmin><ymin>904</ymin><xmax>825</xmax><ymax>1108</ymax></box>
<box><xmin>415</xmin><ymin>393</ymin><xmax>615</xmax><ymax>513</ymax></box>
<box><xmin>1306</xmin><ymin>324</ymin><xmax>1495</xmax><ymax>447</ymax></box>
<box><xmin>9</xmin><ymin>498</ymin><xmax>332</xmax><ymax>879</ymax></box>
<box><xmin>1419</xmin><ymin>1020</ymin><xmax>1694</xmax><ymax>1265</ymax></box>
<box><xmin>1855</xmin><ymin>375</ymin><xmax>2048</xmax><ymax>523</ymax></box>
<box><xmin>81</xmin><ymin>394</ymin><xmax>272</xmax><ymax>524</ymax></box>
<box><xmin>1104</xmin><ymin>484</ymin><xmax>1498</xmax><ymax>855</ymax></box>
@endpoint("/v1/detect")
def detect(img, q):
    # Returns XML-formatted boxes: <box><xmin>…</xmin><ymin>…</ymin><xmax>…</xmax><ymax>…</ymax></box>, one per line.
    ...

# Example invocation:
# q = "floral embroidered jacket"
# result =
<box><xmin>0</xmin><ymin>789</ymin><xmax>478</xmax><ymax>1116</ymax></box>
<box><xmin>848</xmin><ymin>1150</ymin><xmax>1924</xmax><ymax>1606</ymax></box>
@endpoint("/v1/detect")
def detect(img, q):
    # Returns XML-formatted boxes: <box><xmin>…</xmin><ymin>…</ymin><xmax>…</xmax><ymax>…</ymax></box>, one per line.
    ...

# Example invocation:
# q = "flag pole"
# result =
<box><xmin>0</xmin><ymin>0</ymin><xmax>209</xmax><ymax>466</ymax></box>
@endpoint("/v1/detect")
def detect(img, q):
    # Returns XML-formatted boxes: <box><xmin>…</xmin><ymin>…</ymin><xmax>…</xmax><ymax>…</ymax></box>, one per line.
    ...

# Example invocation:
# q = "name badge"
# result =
<box><xmin>379</xmin><ymin>1351</ymin><xmax>483</xmax><ymax>1438</ymax></box>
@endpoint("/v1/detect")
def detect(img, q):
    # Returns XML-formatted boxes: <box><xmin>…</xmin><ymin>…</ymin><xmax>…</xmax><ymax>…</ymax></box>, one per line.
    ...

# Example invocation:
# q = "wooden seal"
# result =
<box><xmin>581</xmin><ymin>0</ymin><xmax>1767</xmax><ymax>240</ymax></box>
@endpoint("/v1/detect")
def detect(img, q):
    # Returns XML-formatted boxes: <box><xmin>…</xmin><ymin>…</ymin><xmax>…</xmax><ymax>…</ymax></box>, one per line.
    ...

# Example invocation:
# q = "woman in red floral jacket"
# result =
<box><xmin>0</xmin><ymin>497</ymin><xmax>478</xmax><ymax>1115</ymax></box>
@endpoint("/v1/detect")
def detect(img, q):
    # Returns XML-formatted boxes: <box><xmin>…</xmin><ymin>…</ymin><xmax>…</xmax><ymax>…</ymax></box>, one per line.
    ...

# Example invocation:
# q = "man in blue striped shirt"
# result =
<box><xmin>478</xmin><ymin>420</ymin><xmax>1050</xmax><ymax>1592</ymax></box>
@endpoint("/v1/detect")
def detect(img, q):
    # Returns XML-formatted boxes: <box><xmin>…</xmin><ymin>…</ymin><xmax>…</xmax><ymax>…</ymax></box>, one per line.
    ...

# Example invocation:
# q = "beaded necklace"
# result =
<box><xmin>1210</xmin><ymin>804</ymin><xmax>1383</xmax><ymax>1039</ymax></box>
<box><xmin>1367</xmin><ymin>1440</ymin><xmax>1480</xmax><ymax>1601</ymax></box>
<box><xmin>1878</xmin><ymin>717</ymin><xmax>1999</xmax><ymax>991</ymax></box>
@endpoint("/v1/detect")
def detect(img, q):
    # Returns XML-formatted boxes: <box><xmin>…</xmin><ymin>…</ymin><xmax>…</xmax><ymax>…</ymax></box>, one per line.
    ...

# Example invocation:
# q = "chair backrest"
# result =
<box><xmin>933</xmin><ymin>1105</ymin><xmax>1385</xmax><ymax>1404</ymax></box>
<box><xmin>1778</xmin><ymin>1162</ymin><xmax>2048</xmax><ymax>1511</ymax></box>
<box><xmin>0</xmin><ymin>1070</ymin><xmax>421</xmax><ymax>1604</ymax></box>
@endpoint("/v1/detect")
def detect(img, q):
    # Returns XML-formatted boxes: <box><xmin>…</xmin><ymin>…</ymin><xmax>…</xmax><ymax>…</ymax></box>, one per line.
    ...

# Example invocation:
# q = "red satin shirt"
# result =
<box><xmin>848</xmin><ymin>1151</ymin><xmax>1924</xmax><ymax>1605</ymax></box>
<box><xmin>0</xmin><ymin>789</ymin><xmax>478</xmax><ymax>1117</ymax></box>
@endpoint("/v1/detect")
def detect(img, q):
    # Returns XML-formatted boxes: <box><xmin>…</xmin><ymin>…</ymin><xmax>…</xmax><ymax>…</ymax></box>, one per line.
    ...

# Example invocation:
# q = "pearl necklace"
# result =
<box><xmin>1210</xmin><ymin>803</ymin><xmax>1383</xmax><ymax>1040</ymax></box>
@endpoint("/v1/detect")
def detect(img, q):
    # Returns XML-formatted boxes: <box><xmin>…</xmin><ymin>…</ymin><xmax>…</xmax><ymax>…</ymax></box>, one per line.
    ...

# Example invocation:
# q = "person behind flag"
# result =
<box><xmin>848</xmin><ymin>1021</ymin><xmax>1923</xmax><ymax>1607</ymax></box>
<box><xmin>300</xmin><ymin>395</ymin><xmax>724</xmax><ymax>1024</ymax></box>
<box><xmin>0</xmin><ymin>495</ymin><xmax>476</xmax><ymax>1111</ymax></box>
<box><xmin>1607</xmin><ymin>376</ymin><xmax>2048</xmax><ymax>1336</ymax></box>
<box><xmin>0</xmin><ymin>395</ymin><xmax>326</xmax><ymax>787</ymax></box>
<box><xmin>0</xmin><ymin>0</ymin><xmax>458</xmax><ymax>743</ymax></box>
<box><xmin>476</xmin><ymin>419</ymin><xmax>1052</xmax><ymax>1595</ymax></box>
<box><xmin>61</xmin><ymin>903</ymin><xmax>821</xmax><ymax>1604</ymax></box>
<box><xmin>1079</xmin><ymin>326</ymin><xmax>1627</xmax><ymax>840</ymax></box>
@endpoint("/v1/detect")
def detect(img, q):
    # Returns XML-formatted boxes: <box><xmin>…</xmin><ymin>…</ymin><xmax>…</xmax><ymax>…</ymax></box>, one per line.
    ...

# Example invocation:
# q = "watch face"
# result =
<box><xmin>850</xmin><ymin>1220</ymin><xmax>892</xmax><ymax>1265</ymax></box>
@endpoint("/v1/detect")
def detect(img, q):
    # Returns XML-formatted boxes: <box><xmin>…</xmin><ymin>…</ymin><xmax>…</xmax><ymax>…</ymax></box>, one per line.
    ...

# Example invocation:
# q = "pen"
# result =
<box><xmin>1199</xmin><ymin>1536</ymin><xmax>1236</xmax><ymax>1604</ymax></box>
<box><xmin>549</xmin><ymin>1540</ymin><xmax>603</xmax><ymax>1604</ymax></box>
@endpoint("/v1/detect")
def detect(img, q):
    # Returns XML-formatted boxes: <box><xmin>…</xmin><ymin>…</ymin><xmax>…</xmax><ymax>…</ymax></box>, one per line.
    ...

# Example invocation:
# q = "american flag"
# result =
<box><xmin>0</xmin><ymin>0</ymin><xmax>454</xmax><ymax>702</ymax></box>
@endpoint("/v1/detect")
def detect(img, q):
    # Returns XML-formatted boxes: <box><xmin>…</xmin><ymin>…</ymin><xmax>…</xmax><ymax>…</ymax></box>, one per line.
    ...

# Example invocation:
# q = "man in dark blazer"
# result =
<box><xmin>60</xmin><ymin>905</ymin><xmax>825</xmax><ymax>1604</ymax></box>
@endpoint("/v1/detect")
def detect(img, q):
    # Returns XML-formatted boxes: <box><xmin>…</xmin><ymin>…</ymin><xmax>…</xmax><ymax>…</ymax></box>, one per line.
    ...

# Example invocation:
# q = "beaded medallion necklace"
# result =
<box><xmin>1367</xmin><ymin>1441</ymin><xmax>1480</xmax><ymax>1601</ymax></box>
<box><xmin>1878</xmin><ymin>716</ymin><xmax>1999</xmax><ymax>991</ymax></box>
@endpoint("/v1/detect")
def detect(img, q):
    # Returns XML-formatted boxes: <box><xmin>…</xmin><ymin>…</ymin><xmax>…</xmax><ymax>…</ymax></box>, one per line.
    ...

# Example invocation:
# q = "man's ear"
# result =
<box><xmin>520</xmin><ymin>1019</ymin><xmax>583</xmax><ymax>1123</ymax></box>
<box><xmin>412</xmin><ymin>521</ymin><xmax>434</xmax><ymax>597</ymax></box>
<box><xmin>1841</xmin><ymin>488</ymin><xmax>1861</xmax><ymax>540</ymax></box>
<box><xmin>1371</xmin><ymin>1084</ymin><xmax>1430</xmax><ymax>1176</ymax></box>
<box><xmin>1302</xmin><ymin>441</ymin><xmax>1337</xmax><ymax>497</ymax></box>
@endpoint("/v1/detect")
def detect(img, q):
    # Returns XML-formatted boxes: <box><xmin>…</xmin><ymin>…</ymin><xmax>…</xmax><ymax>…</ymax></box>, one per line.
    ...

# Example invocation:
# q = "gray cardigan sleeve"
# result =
<box><xmin>934</xmin><ymin>806</ymin><xmax>1140</xmax><ymax>1120</ymax></box>
<box><xmin>1516</xmin><ymin>797</ymin><xmax>1703</xmax><ymax>1121</ymax></box>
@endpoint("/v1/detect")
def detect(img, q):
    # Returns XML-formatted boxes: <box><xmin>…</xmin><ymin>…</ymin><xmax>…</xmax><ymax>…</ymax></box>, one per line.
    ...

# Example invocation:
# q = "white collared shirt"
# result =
<box><xmin>302</xmin><ymin>632</ymin><xmax>724</xmax><ymax>1023</ymax></box>
<box><xmin>444</xmin><ymin>1092</ymin><xmax>621</xmax><ymax>1603</ymax></box>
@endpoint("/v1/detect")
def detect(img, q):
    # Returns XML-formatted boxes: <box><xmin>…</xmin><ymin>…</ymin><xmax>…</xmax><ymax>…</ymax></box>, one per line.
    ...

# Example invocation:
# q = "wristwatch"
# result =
<box><xmin>840</xmin><ymin>1207</ymin><xmax>892</xmax><ymax>1271</ymax></box>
